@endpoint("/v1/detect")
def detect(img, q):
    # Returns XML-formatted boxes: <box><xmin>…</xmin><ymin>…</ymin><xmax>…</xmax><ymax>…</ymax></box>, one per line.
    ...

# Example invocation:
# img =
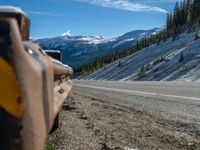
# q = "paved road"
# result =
<box><xmin>74</xmin><ymin>80</ymin><xmax>200</xmax><ymax>123</ymax></box>
<box><xmin>74</xmin><ymin>80</ymin><xmax>200</xmax><ymax>100</ymax></box>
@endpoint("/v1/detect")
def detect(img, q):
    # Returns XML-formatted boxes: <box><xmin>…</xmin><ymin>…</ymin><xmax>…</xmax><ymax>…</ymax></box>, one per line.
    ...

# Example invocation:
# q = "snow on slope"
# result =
<box><xmin>83</xmin><ymin>32</ymin><xmax>200</xmax><ymax>81</ymax></box>
<box><xmin>33</xmin><ymin>28</ymin><xmax>159</xmax><ymax>68</ymax></box>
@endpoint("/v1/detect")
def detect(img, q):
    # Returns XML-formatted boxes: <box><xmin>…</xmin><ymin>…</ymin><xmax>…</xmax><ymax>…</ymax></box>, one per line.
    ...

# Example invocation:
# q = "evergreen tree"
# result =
<box><xmin>179</xmin><ymin>51</ymin><xmax>184</xmax><ymax>62</ymax></box>
<box><xmin>194</xmin><ymin>29</ymin><xmax>199</xmax><ymax>40</ymax></box>
<box><xmin>138</xmin><ymin>65</ymin><xmax>145</xmax><ymax>77</ymax></box>
<box><xmin>118</xmin><ymin>61</ymin><xmax>121</xmax><ymax>67</ymax></box>
<box><xmin>186</xmin><ymin>0</ymin><xmax>192</xmax><ymax>26</ymax></box>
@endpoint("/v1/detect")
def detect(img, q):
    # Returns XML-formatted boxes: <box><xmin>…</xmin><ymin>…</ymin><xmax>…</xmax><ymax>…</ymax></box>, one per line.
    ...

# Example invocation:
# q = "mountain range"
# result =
<box><xmin>33</xmin><ymin>28</ymin><xmax>161</xmax><ymax>68</ymax></box>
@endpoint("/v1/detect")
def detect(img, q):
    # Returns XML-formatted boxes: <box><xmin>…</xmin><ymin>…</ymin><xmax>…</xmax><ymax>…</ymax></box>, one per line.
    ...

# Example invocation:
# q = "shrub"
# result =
<box><xmin>153</xmin><ymin>56</ymin><xmax>165</xmax><ymax>65</ymax></box>
<box><xmin>138</xmin><ymin>65</ymin><xmax>146</xmax><ymax>77</ymax></box>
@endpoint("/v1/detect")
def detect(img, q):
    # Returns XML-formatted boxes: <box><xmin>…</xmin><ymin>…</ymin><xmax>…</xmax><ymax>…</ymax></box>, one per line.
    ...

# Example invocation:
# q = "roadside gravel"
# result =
<box><xmin>48</xmin><ymin>86</ymin><xmax>200</xmax><ymax>150</ymax></box>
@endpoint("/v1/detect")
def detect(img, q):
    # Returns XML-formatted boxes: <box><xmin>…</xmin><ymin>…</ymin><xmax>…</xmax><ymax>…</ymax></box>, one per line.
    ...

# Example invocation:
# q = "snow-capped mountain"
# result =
<box><xmin>33</xmin><ymin>28</ymin><xmax>160</xmax><ymax>68</ymax></box>
<box><xmin>83</xmin><ymin>31</ymin><xmax>200</xmax><ymax>81</ymax></box>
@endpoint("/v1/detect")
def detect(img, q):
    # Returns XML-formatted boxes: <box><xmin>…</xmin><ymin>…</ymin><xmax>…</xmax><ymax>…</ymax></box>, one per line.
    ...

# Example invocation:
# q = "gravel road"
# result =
<box><xmin>48</xmin><ymin>84</ymin><xmax>200</xmax><ymax>150</ymax></box>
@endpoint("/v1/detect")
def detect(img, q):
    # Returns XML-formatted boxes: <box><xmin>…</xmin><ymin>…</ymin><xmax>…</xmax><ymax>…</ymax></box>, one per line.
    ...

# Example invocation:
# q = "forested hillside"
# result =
<box><xmin>77</xmin><ymin>0</ymin><xmax>200</xmax><ymax>76</ymax></box>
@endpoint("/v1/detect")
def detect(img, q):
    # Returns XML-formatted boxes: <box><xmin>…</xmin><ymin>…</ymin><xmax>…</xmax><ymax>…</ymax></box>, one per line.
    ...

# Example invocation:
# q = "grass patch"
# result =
<box><xmin>44</xmin><ymin>137</ymin><xmax>56</xmax><ymax>150</ymax></box>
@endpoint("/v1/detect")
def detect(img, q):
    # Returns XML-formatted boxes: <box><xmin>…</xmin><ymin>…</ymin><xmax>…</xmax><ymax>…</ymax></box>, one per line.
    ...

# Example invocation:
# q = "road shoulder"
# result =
<box><xmin>49</xmin><ymin>86</ymin><xmax>200</xmax><ymax>150</ymax></box>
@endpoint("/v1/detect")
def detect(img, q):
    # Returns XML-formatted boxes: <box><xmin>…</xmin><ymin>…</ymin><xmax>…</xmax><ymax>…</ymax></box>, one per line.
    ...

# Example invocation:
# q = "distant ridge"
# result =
<box><xmin>33</xmin><ymin>28</ymin><xmax>160</xmax><ymax>68</ymax></box>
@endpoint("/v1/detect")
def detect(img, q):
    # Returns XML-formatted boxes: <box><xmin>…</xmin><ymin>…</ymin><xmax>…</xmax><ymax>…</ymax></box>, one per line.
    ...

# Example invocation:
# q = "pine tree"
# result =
<box><xmin>186</xmin><ymin>0</ymin><xmax>192</xmax><ymax>26</ymax></box>
<box><xmin>194</xmin><ymin>29</ymin><xmax>199</xmax><ymax>40</ymax></box>
<box><xmin>138</xmin><ymin>65</ymin><xmax>145</xmax><ymax>77</ymax></box>
<box><xmin>192</xmin><ymin>0</ymin><xmax>200</xmax><ymax>23</ymax></box>
<box><xmin>118</xmin><ymin>61</ymin><xmax>121</xmax><ymax>67</ymax></box>
<box><xmin>179</xmin><ymin>51</ymin><xmax>184</xmax><ymax>62</ymax></box>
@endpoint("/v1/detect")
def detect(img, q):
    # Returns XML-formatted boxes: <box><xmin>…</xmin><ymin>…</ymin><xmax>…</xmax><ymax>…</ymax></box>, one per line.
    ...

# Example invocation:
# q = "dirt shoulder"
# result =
<box><xmin>49</xmin><ymin>87</ymin><xmax>200</xmax><ymax>150</ymax></box>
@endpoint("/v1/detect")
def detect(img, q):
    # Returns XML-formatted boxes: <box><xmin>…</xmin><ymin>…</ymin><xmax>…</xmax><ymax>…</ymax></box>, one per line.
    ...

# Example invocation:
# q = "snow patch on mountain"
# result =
<box><xmin>112</xmin><ymin>38</ymin><xmax>135</xmax><ymax>48</ymax></box>
<box><xmin>62</xmin><ymin>30</ymin><xmax>71</xmax><ymax>36</ymax></box>
<box><xmin>78</xmin><ymin>36</ymin><xmax>105</xmax><ymax>44</ymax></box>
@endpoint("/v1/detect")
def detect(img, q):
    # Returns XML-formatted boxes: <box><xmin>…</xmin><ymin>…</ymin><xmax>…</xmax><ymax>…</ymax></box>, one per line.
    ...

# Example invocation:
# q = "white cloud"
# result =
<box><xmin>136</xmin><ymin>0</ymin><xmax>182</xmax><ymax>3</ymax></box>
<box><xmin>27</xmin><ymin>11</ymin><xmax>62</xmax><ymax>17</ymax></box>
<box><xmin>62</xmin><ymin>30</ymin><xmax>71</xmax><ymax>36</ymax></box>
<box><xmin>77</xmin><ymin>0</ymin><xmax>168</xmax><ymax>13</ymax></box>
<box><xmin>160</xmin><ymin>0</ymin><xmax>182</xmax><ymax>2</ymax></box>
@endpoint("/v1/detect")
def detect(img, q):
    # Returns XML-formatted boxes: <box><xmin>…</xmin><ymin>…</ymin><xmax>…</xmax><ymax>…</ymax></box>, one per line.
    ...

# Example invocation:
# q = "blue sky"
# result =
<box><xmin>0</xmin><ymin>0</ymin><xmax>180</xmax><ymax>38</ymax></box>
